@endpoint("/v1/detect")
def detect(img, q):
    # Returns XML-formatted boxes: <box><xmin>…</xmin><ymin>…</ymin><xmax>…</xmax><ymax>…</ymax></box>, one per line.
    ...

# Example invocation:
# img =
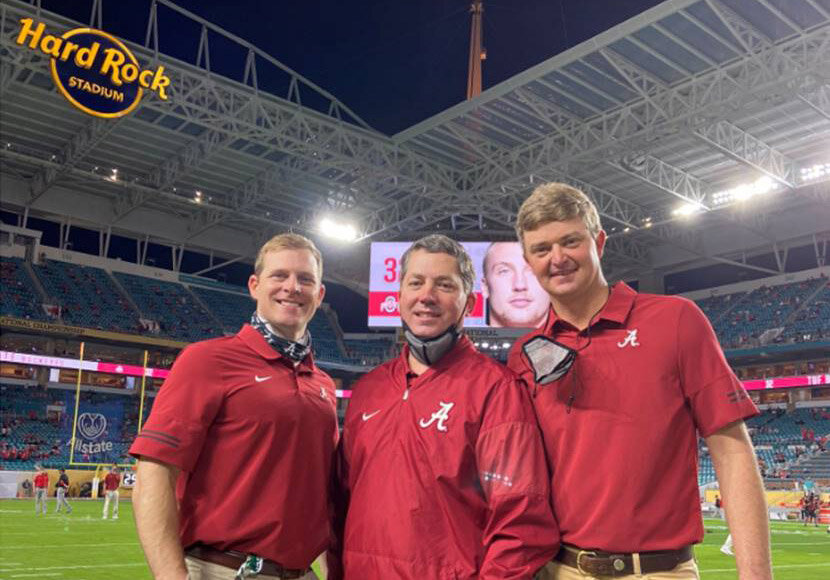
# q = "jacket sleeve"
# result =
<box><xmin>476</xmin><ymin>376</ymin><xmax>559</xmax><ymax>580</ymax></box>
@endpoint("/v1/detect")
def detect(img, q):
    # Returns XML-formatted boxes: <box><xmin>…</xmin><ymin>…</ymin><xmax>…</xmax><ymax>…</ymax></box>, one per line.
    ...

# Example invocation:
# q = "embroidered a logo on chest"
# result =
<box><xmin>418</xmin><ymin>401</ymin><xmax>454</xmax><ymax>432</ymax></box>
<box><xmin>617</xmin><ymin>329</ymin><xmax>640</xmax><ymax>348</ymax></box>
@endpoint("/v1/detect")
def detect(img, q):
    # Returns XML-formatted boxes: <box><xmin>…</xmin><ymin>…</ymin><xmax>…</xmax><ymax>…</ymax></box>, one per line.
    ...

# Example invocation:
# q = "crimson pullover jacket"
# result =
<box><xmin>330</xmin><ymin>336</ymin><xmax>559</xmax><ymax>579</ymax></box>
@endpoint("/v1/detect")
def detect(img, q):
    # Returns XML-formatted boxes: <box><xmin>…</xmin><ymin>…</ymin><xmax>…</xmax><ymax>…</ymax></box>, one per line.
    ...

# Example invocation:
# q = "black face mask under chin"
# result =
<box><xmin>403</xmin><ymin>321</ymin><xmax>460</xmax><ymax>366</ymax></box>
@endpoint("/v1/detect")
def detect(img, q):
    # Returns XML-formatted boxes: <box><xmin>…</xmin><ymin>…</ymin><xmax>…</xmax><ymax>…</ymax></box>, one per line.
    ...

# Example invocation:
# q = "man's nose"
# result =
<box><xmin>512</xmin><ymin>271</ymin><xmax>529</xmax><ymax>291</ymax></box>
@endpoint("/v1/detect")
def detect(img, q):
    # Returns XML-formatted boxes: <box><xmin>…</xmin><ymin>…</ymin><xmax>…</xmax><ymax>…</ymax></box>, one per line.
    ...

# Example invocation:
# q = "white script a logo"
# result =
<box><xmin>419</xmin><ymin>401</ymin><xmax>454</xmax><ymax>432</ymax></box>
<box><xmin>617</xmin><ymin>329</ymin><xmax>640</xmax><ymax>348</ymax></box>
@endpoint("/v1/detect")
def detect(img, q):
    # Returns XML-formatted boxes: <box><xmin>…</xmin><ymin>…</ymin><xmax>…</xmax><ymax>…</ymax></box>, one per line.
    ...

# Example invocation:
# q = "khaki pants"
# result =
<box><xmin>102</xmin><ymin>489</ymin><xmax>119</xmax><ymax>518</ymax></box>
<box><xmin>34</xmin><ymin>488</ymin><xmax>47</xmax><ymax>514</ymax></box>
<box><xmin>185</xmin><ymin>556</ymin><xmax>317</xmax><ymax>580</ymax></box>
<box><xmin>536</xmin><ymin>558</ymin><xmax>699</xmax><ymax>580</ymax></box>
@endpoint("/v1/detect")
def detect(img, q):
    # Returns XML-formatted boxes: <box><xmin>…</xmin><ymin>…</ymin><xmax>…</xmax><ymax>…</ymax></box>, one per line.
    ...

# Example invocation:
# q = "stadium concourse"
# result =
<box><xmin>1</xmin><ymin>0</ymin><xmax>830</xmax><ymax>577</ymax></box>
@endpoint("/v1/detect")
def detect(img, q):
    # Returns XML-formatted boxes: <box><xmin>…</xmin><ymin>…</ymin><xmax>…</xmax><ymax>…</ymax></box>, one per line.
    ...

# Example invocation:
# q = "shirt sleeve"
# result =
<box><xmin>128</xmin><ymin>343</ymin><xmax>225</xmax><ymax>471</ymax></box>
<box><xmin>676</xmin><ymin>299</ymin><xmax>759</xmax><ymax>437</ymax></box>
<box><xmin>476</xmin><ymin>375</ymin><xmax>559</xmax><ymax>580</ymax></box>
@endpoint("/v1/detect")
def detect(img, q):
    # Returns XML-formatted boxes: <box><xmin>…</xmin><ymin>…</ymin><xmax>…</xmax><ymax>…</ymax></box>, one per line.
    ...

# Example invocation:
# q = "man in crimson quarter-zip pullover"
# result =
<box><xmin>329</xmin><ymin>234</ymin><xmax>559</xmax><ymax>580</ymax></box>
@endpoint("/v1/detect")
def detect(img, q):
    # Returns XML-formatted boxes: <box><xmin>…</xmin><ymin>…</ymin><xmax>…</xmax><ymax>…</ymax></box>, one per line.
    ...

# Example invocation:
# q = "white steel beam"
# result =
<box><xmin>693</xmin><ymin>120</ymin><xmax>797</xmax><ymax>187</ymax></box>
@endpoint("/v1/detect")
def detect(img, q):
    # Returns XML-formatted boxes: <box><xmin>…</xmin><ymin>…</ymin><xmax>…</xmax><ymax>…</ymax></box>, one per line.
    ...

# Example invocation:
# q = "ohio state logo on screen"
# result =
<box><xmin>380</xmin><ymin>296</ymin><xmax>399</xmax><ymax>314</ymax></box>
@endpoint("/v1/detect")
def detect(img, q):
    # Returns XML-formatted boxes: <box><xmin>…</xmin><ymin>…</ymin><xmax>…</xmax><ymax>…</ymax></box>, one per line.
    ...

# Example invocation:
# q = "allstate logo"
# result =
<box><xmin>78</xmin><ymin>412</ymin><xmax>107</xmax><ymax>440</ymax></box>
<box><xmin>380</xmin><ymin>295</ymin><xmax>399</xmax><ymax>314</ymax></box>
<box><xmin>16</xmin><ymin>18</ymin><xmax>170</xmax><ymax>118</ymax></box>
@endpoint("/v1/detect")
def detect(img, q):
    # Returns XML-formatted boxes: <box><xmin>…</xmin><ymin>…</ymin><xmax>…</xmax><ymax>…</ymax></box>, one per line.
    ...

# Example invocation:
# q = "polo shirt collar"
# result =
<box><xmin>543</xmin><ymin>281</ymin><xmax>637</xmax><ymax>333</ymax></box>
<box><xmin>237</xmin><ymin>324</ymin><xmax>319</xmax><ymax>371</ymax></box>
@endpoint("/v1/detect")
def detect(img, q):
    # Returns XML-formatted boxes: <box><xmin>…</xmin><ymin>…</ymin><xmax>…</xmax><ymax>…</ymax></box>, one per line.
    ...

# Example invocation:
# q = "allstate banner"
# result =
<box><xmin>61</xmin><ymin>392</ymin><xmax>125</xmax><ymax>461</ymax></box>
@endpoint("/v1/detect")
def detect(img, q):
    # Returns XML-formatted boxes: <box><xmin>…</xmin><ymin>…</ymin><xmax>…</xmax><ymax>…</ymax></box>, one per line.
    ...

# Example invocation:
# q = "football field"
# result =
<box><xmin>0</xmin><ymin>500</ymin><xmax>827</xmax><ymax>579</ymax></box>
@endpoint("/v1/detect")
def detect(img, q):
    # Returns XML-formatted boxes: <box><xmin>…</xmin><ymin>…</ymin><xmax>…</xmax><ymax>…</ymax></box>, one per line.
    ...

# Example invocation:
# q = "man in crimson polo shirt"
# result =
<box><xmin>33</xmin><ymin>466</ymin><xmax>48</xmax><ymax>515</ymax></box>
<box><xmin>130</xmin><ymin>233</ymin><xmax>337</xmax><ymax>580</ymax></box>
<box><xmin>329</xmin><ymin>235</ymin><xmax>558</xmax><ymax>579</ymax></box>
<box><xmin>507</xmin><ymin>183</ymin><xmax>772</xmax><ymax>580</ymax></box>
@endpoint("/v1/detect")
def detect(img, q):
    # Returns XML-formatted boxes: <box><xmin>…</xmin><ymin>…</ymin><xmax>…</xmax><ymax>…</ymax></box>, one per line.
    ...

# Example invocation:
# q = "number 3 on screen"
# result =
<box><xmin>384</xmin><ymin>257</ymin><xmax>397</xmax><ymax>283</ymax></box>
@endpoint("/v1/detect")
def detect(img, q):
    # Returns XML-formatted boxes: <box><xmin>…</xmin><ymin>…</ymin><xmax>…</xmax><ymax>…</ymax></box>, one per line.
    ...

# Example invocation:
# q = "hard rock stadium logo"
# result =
<box><xmin>15</xmin><ymin>18</ymin><xmax>170</xmax><ymax>118</ymax></box>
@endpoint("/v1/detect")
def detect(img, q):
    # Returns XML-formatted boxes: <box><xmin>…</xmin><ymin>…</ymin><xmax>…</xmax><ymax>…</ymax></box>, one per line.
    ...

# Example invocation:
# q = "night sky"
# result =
<box><xmin>42</xmin><ymin>0</ymin><xmax>666</xmax><ymax>135</ymax></box>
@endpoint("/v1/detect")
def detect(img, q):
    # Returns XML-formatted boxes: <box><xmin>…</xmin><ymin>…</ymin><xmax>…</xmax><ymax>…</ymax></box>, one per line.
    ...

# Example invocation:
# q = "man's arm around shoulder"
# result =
<box><xmin>133</xmin><ymin>457</ymin><xmax>188</xmax><ymax>580</ymax></box>
<box><xmin>706</xmin><ymin>420</ymin><xmax>772</xmax><ymax>580</ymax></box>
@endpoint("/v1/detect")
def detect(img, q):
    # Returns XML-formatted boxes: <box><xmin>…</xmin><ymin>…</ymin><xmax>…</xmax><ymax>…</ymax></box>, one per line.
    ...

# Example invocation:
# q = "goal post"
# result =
<box><xmin>66</xmin><ymin>341</ymin><xmax>151</xmax><ymax>471</ymax></box>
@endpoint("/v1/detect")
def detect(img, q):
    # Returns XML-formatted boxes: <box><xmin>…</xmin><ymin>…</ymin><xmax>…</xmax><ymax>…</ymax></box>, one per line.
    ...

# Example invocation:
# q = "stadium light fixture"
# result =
<box><xmin>319</xmin><ymin>217</ymin><xmax>357</xmax><ymax>242</ymax></box>
<box><xmin>800</xmin><ymin>163</ymin><xmax>829</xmax><ymax>183</ymax></box>
<box><xmin>672</xmin><ymin>203</ymin><xmax>703</xmax><ymax>218</ymax></box>
<box><xmin>710</xmin><ymin>176</ymin><xmax>780</xmax><ymax>207</ymax></box>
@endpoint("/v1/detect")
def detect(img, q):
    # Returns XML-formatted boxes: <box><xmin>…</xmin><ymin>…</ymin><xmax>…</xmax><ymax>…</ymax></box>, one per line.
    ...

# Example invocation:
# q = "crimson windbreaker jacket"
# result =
<box><xmin>330</xmin><ymin>336</ymin><xmax>559</xmax><ymax>579</ymax></box>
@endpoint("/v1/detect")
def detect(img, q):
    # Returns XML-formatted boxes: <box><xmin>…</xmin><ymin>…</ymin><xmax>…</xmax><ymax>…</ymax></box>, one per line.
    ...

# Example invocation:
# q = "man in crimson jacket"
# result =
<box><xmin>330</xmin><ymin>234</ymin><xmax>558</xmax><ymax>579</ymax></box>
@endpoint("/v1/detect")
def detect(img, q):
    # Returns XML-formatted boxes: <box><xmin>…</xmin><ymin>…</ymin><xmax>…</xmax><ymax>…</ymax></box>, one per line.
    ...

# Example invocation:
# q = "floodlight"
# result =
<box><xmin>800</xmin><ymin>163</ymin><xmax>829</xmax><ymax>183</ymax></box>
<box><xmin>319</xmin><ymin>217</ymin><xmax>357</xmax><ymax>242</ymax></box>
<box><xmin>672</xmin><ymin>203</ymin><xmax>701</xmax><ymax>217</ymax></box>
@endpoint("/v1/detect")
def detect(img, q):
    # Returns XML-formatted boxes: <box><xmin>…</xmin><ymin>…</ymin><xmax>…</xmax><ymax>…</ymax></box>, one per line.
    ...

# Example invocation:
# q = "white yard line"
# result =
<box><xmin>0</xmin><ymin>542</ymin><xmax>137</xmax><ymax>550</ymax></box>
<box><xmin>0</xmin><ymin>562</ymin><xmax>146</xmax><ymax>573</ymax></box>
<box><xmin>703</xmin><ymin>562</ymin><xmax>830</xmax><ymax>574</ymax></box>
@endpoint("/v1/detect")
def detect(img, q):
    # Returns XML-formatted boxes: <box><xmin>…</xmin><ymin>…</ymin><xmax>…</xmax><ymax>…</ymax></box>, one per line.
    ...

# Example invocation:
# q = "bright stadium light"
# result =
<box><xmin>672</xmin><ymin>203</ymin><xmax>703</xmax><ymax>218</ymax></box>
<box><xmin>800</xmin><ymin>162</ymin><xmax>829</xmax><ymax>183</ymax></box>
<box><xmin>319</xmin><ymin>217</ymin><xmax>357</xmax><ymax>242</ymax></box>
<box><xmin>710</xmin><ymin>176</ymin><xmax>780</xmax><ymax>207</ymax></box>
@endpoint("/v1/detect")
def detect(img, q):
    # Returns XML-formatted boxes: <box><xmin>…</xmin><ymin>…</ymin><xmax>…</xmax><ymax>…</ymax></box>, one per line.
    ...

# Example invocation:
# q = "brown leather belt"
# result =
<box><xmin>555</xmin><ymin>543</ymin><xmax>694</xmax><ymax>577</ymax></box>
<box><xmin>185</xmin><ymin>545</ymin><xmax>310</xmax><ymax>579</ymax></box>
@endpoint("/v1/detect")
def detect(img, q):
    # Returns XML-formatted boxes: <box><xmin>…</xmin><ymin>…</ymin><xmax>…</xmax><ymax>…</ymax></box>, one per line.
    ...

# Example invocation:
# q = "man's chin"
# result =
<box><xmin>407</xmin><ymin>322</ymin><xmax>451</xmax><ymax>339</ymax></box>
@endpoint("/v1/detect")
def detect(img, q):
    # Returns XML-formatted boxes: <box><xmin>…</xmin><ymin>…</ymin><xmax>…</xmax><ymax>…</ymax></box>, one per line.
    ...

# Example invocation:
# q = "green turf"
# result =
<box><xmin>699</xmin><ymin>518</ymin><xmax>830</xmax><ymax>579</ymax></box>
<box><xmin>1</xmin><ymin>502</ymin><xmax>827</xmax><ymax>579</ymax></box>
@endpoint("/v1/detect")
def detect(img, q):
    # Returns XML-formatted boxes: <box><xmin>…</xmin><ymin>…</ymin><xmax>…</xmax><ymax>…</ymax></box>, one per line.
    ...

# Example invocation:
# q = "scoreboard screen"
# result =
<box><xmin>368</xmin><ymin>241</ymin><xmax>549</xmax><ymax>329</ymax></box>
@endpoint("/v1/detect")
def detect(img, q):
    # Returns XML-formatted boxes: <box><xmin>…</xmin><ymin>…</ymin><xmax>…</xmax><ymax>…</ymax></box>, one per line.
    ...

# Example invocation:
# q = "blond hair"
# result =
<box><xmin>515</xmin><ymin>183</ymin><xmax>602</xmax><ymax>241</ymax></box>
<box><xmin>254</xmin><ymin>233</ymin><xmax>323</xmax><ymax>279</ymax></box>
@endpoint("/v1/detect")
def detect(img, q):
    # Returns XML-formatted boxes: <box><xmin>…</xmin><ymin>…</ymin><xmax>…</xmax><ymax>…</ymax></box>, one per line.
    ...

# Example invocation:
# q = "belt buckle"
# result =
<box><xmin>576</xmin><ymin>549</ymin><xmax>597</xmax><ymax>575</ymax></box>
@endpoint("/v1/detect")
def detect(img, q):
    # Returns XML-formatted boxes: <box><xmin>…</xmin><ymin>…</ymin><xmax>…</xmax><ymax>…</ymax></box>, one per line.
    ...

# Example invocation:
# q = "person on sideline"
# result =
<box><xmin>55</xmin><ymin>468</ymin><xmax>72</xmax><ymax>514</ymax></box>
<box><xmin>130</xmin><ymin>233</ymin><xmax>338</xmax><ymax>580</ymax></box>
<box><xmin>507</xmin><ymin>183</ymin><xmax>772</xmax><ymax>580</ymax></box>
<box><xmin>102</xmin><ymin>465</ymin><xmax>120</xmax><ymax>519</ymax></box>
<box><xmin>33</xmin><ymin>466</ymin><xmax>48</xmax><ymax>515</ymax></box>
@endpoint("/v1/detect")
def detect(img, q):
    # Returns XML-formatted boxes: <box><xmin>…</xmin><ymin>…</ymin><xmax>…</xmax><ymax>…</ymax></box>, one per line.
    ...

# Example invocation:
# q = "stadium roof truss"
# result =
<box><xmin>1</xmin><ymin>0</ymin><xmax>829</xmax><ymax>290</ymax></box>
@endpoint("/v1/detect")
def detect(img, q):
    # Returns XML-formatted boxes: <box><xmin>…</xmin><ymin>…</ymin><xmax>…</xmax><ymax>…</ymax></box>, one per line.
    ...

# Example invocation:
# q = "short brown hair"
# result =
<box><xmin>254</xmin><ymin>233</ymin><xmax>323</xmax><ymax>279</ymax></box>
<box><xmin>515</xmin><ymin>183</ymin><xmax>602</xmax><ymax>241</ymax></box>
<box><xmin>400</xmin><ymin>234</ymin><xmax>475</xmax><ymax>295</ymax></box>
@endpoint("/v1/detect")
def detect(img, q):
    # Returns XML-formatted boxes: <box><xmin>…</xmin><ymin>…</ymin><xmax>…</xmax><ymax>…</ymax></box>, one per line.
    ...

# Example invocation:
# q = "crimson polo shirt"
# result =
<box><xmin>104</xmin><ymin>473</ymin><xmax>120</xmax><ymax>491</ymax></box>
<box><xmin>507</xmin><ymin>282</ymin><xmax>758</xmax><ymax>552</ymax></box>
<box><xmin>129</xmin><ymin>324</ymin><xmax>339</xmax><ymax>568</ymax></box>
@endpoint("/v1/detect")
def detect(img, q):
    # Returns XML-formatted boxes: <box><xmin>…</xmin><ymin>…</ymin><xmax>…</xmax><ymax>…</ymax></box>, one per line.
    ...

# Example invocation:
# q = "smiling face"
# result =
<box><xmin>482</xmin><ymin>242</ymin><xmax>550</xmax><ymax>328</ymax></box>
<box><xmin>399</xmin><ymin>249</ymin><xmax>475</xmax><ymax>339</ymax></box>
<box><xmin>248</xmin><ymin>248</ymin><xmax>325</xmax><ymax>341</ymax></box>
<box><xmin>521</xmin><ymin>217</ymin><xmax>607</xmax><ymax>303</ymax></box>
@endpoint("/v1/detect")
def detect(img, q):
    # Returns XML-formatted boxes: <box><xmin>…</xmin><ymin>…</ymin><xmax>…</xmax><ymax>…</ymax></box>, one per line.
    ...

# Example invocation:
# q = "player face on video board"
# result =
<box><xmin>481</xmin><ymin>242</ymin><xmax>549</xmax><ymax>328</ymax></box>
